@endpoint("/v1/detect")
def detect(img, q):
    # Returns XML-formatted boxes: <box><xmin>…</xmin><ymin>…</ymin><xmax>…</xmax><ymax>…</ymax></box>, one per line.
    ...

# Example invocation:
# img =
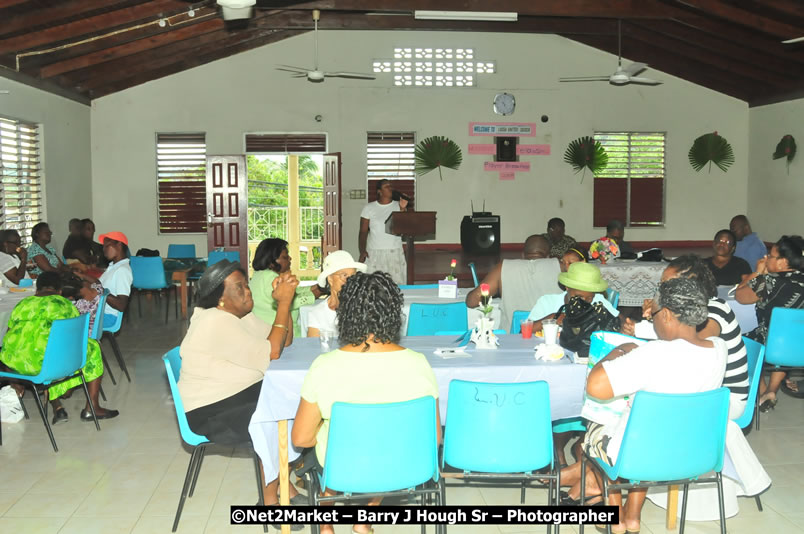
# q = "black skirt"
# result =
<box><xmin>185</xmin><ymin>381</ymin><xmax>263</xmax><ymax>445</ymax></box>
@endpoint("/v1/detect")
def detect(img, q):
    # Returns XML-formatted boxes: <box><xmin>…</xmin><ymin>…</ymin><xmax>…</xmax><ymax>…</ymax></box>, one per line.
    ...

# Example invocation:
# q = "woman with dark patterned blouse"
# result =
<box><xmin>736</xmin><ymin>235</ymin><xmax>804</xmax><ymax>411</ymax></box>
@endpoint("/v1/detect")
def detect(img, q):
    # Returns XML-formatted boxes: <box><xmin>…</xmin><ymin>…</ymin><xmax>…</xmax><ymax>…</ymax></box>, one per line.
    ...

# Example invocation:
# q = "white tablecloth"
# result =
<box><xmin>597</xmin><ymin>260</ymin><xmax>667</xmax><ymax>307</ymax></box>
<box><xmin>248</xmin><ymin>335</ymin><xmax>586</xmax><ymax>483</ymax></box>
<box><xmin>299</xmin><ymin>287</ymin><xmax>503</xmax><ymax>336</ymax></box>
<box><xmin>0</xmin><ymin>288</ymin><xmax>35</xmax><ymax>341</ymax></box>
<box><xmin>717</xmin><ymin>286</ymin><xmax>758</xmax><ymax>334</ymax></box>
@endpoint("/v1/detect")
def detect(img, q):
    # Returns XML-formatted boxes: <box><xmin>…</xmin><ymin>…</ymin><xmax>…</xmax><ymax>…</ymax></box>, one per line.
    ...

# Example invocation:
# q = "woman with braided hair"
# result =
<box><xmin>292</xmin><ymin>271</ymin><xmax>440</xmax><ymax>534</ymax></box>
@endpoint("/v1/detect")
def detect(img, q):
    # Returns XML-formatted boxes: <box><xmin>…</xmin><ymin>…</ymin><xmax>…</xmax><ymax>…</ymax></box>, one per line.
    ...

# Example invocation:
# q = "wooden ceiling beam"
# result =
<box><xmin>667</xmin><ymin>0</ymin><xmax>803</xmax><ymax>39</ymax></box>
<box><xmin>86</xmin><ymin>29</ymin><xmax>305</xmax><ymax>98</ymax></box>
<box><xmin>632</xmin><ymin>20</ymin><xmax>800</xmax><ymax>78</ymax></box>
<box><xmin>0</xmin><ymin>0</ymin><xmax>152</xmax><ymax>39</ymax></box>
<box><xmin>0</xmin><ymin>0</ymin><xmax>190</xmax><ymax>54</ymax></box>
<box><xmin>621</xmin><ymin>22</ymin><xmax>792</xmax><ymax>88</ymax></box>
<box><xmin>314</xmin><ymin>0</ymin><xmax>678</xmax><ymax>19</ymax></box>
<box><xmin>37</xmin><ymin>17</ymin><xmax>223</xmax><ymax>78</ymax></box>
<box><xmin>0</xmin><ymin>0</ymin><xmax>29</xmax><ymax>8</ymax></box>
<box><xmin>0</xmin><ymin>64</ymin><xmax>90</xmax><ymax>105</ymax></box>
<box><xmin>567</xmin><ymin>34</ymin><xmax>754</xmax><ymax>101</ymax></box>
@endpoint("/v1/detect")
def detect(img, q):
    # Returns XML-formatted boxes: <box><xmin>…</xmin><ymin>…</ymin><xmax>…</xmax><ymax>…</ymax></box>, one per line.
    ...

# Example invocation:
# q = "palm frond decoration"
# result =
<box><xmin>773</xmin><ymin>134</ymin><xmax>796</xmax><ymax>174</ymax></box>
<box><xmin>688</xmin><ymin>131</ymin><xmax>734</xmax><ymax>173</ymax></box>
<box><xmin>414</xmin><ymin>136</ymin><xmax>462</xmax><ymax>180</ymax></box>
<box><xmin>563</xmin><ymin>136</ymin><xmax>608</xmax><ymax>182</ymax></box>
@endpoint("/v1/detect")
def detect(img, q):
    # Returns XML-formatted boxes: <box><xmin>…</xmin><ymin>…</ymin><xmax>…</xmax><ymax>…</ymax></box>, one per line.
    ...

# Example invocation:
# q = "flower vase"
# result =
<box><xmin>470</xmin><ymin>316</ymin><xmax>498</xmax><ymax>349</ymax></box>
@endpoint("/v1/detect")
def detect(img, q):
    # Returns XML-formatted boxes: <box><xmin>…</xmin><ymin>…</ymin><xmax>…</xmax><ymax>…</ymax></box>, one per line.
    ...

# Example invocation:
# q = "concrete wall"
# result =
<box><xmin>0</xmin><ymin>76</ymin><xmax>92</xmax><ymax>249</ymax></box>
<box><xmin>748</xmin><ymin>98</ymin><xmax>804</xmax><ymax>242</ymax></box>
<box><xmin>90</xmin><ymin>30</ymin><xmax>750</xmax><ymax>257</ymax></box>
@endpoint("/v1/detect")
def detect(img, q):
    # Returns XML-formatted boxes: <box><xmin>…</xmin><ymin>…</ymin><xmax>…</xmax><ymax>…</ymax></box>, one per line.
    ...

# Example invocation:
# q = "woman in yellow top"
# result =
<box><xmin>250</xmin><ymin>238</ymin><xmax>322</xmax><ymax>337</ymax></box>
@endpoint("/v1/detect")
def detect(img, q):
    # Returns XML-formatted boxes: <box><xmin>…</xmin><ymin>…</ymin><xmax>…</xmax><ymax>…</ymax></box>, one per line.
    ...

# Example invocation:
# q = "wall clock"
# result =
<box><xmin>493</xmin><ymin>92</ymin><xmax>515</xmax><ymax>116</ymax></box>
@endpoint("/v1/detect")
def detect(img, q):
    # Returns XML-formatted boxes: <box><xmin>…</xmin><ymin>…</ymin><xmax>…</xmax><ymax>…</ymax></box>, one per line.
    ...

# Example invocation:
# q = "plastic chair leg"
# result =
<box><xmin>101</xmin><ymin>348</ymin><xmax>117</xmax><ymax>385</ymax></box>
<box><xmin>20</xmin><ymin>393</ymin><xmax>29</xmax><ymax>420</ymax></box>
<box><xmin>30</xmin><ymin>384</ymin><xmax>58</xmax><ymax>452</ymax></box>
<box><xmin>173</xmin><ymin>445</ymin><xmax>204</xmax><ymax>532</ymax></box>
<box><xmin>164</xmin><ymin>289</ymin><xmax>169</xmax><ymax>324</ymax></box>
<box><xmin>755</xmin><ymin>495</ymin><xmax>763</xmax><ymax>511</ymax></box>
<box><xmin>716</xmin><ymin>473</ymin><xmax>726</xmax><ymax>534</ymax></box>
<box><xmin>252</xmin><ymin>450</ymin><xmax>269</xmax><ymax>533</ymax></box>
<box><xmin>104</xmin><ymin>333</ymin><xmax>131</xmax><ymax>383</ymax></box>
<box><xmin>79</xmin><ymin>373</ymin><xmax>100</xmax><ymax>431</ymax></box>
<box><xmin>680</xmin><ymin>482</ymin><xmax>690</xmax><ymax>534</ymax></box>
<box><xmin>189</xmin><ymin>445</ymin><xmax>206</xmax><ymax>497</ymax></box>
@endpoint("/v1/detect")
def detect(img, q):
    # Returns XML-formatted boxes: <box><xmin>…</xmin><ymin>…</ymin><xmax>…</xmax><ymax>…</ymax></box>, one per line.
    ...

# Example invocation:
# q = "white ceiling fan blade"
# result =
<box><xmin>324</xmin><ymin>72</ymin><xmax>376</xmax><ymax>80</ymax></box>
<box><xmin>276</xmin><ymin>65</ymin><xmax>311</xmax><ymax>74</ymax></box>
<box><xmin>628</xmin><ymin>77</ymin><xmax>662</xmax><ymax>85</ymax></box>
<box><xmin>560</xmin><ymin>76</ymin><xmax>610</xmax><ymax>82</ymax></box>
<box><xmin>622</xmin><ymin>62</ymin><xmax>647</xmax><ymax>76</ymax></box>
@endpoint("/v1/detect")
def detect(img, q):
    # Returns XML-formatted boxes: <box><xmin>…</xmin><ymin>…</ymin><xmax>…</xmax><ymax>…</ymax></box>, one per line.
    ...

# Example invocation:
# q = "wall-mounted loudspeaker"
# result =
<box><xmin>460</xmin><ymin>214</ymin><xmax>501</xmax><ymax>255</ymax></box>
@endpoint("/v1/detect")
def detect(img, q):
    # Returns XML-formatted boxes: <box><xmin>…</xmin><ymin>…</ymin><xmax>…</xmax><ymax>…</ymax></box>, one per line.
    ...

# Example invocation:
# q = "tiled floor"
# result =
<box><xmin>1</xmin><ymin>303</ymin><xmax>803</xmax><ymax>533</ymax></box>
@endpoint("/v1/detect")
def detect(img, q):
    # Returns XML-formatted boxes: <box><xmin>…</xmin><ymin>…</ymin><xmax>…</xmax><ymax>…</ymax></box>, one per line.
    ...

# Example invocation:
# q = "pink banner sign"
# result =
<box><xmin>467</xmin><ymin>144</ymin><xmax>497</xmax><ymax>155</ymax></box>
<box><xmin>469</xmin><ymin>122</ymin><xmax>538</xmax><ymax>137</ymax></box>
<box><xmin>484</xmin><ymin>161</ymin><xmax>531</xmax><ymax>172</ymax></box>
<box><xmin>499</xmin><ymin>171</ymin><xmax>516</xmax><ymax>180</ymax></box>
<box><xmin>517</xmin><ymin>144</ymin><xmax>551</xmax><ymax>155</ymax></box>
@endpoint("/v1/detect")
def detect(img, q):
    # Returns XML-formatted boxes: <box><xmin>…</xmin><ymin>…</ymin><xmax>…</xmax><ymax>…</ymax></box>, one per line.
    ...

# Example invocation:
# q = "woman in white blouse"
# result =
<box><xmin>306</xmin><ymin>251</ymin><xmax>366</xmax><ymax>338</ymax></box>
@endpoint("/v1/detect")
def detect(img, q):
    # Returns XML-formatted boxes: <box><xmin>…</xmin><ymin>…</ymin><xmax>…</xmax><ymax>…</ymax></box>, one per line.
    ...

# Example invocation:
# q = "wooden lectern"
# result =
<box><xmin>386</xmin><ymin>211</ymin><xmax>436</xmax><ymax>284</ymax></box>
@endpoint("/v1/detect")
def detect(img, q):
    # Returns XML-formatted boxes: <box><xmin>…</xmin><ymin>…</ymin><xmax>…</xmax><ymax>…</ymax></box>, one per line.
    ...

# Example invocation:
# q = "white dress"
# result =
<box><xmin>360</xmin><ymin>200</ymin><xmax>407</xmax><ymax>284</ymax></box>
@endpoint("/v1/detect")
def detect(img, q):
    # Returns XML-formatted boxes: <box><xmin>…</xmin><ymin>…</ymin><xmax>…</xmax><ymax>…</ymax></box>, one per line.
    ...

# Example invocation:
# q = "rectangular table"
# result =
<box><xmin>597</xmin><ymin>260</ymin><xmax>667</xmax><ymax>307</ymax></box>
<box><xmin>299</xmin><ymin>287</ymin><xmax>503</xmax><ymax>336</ymax></box>
<box><xmin>248</xmin><ymin>334</ymin><xmax>586</xmax><ymax>532</ymax></box>
<box><xmin>163</xmin><ymin>258</ymin><xmax>207</xmax><ymax>319</ymax></box>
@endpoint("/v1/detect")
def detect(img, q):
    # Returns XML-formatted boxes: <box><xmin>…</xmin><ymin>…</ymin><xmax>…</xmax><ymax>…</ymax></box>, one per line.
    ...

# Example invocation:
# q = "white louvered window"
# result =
<box><xmin>366</xmin><ymin>132</ymin><xmax>416</xmax><ymax>204</ymax></box>
<box><xmin>0</xmin><ymin>116</ymin><xmax>42</xmax><ymax>244</ymax></box>
<box><xmin>156</xmin><ymin>133</ymin><xmax>207</xmax><ymax>233</ymax></box>
<box><xmin>593</xmin><ymin>132</ymin><xmax>666</xmax><ymax>227</ymax></box>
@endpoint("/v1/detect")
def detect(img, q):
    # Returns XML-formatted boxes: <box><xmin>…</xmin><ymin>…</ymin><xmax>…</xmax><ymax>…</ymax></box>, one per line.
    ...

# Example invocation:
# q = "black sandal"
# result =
<box><xmin>780</xmin><ymin>380</ymin><xmax>804</xmax><ymax>399</ymax></box>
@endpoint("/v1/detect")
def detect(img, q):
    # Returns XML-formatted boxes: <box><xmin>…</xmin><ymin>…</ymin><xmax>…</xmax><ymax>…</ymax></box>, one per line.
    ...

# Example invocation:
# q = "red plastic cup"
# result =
<box><xmin>520</xmin><ymin>319</ymin><xmax>534</xmax><ymax>339</ymax></box>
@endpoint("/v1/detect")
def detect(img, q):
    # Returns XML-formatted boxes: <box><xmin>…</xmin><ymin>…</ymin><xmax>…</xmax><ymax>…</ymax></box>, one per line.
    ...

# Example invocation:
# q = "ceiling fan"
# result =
<box><xmin>275</xmin><ymin>10</ymin><xmax>376</xmax><ymax>83</ymax></box>
<box><xmin>560</xmin><ymin>20</ymin><xmax>661</xmax><ymax>86</ymax></box>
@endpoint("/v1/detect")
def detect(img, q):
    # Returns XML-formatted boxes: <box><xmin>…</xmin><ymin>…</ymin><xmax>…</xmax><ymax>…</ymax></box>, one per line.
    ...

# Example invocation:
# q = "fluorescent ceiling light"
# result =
<box><xmin>414</xmin><ymin>10</ymin><xmax>518</xmax><ymax>22</ymax></box>
<box><xmin>782</xmin><ymin>36</ymin><xmax>804</xmax><ymax>44</ymax></box>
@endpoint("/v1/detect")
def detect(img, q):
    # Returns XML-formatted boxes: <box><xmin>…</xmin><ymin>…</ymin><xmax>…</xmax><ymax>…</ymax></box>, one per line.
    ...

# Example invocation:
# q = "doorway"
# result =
<box><xmin>247</xmin><ymin>154</ymin><xmax>324</xmax><ymax>279</ymax></box>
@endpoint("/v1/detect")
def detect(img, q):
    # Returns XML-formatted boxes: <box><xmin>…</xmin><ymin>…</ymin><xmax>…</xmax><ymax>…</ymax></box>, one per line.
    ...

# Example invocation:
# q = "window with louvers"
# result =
<box><xmin>157</xmin><ymin>133</ymin><xmax>206</xmax><ymax>233</ymax></box>
<box><xmin>593</xmin><ymin>132</ymin><xmax>666</xmax><ymax>227</ymax></box>
<box><xmin>367</xmin><ymin>132</ymin><xmax>416</xmax><ymax>207</ymax></box>
<box><xmin>245</xmin><ymin>134</ymin><xmax>327</xmax><ymax>154</ymax></box>
<box><xmin>0</xmin><ymin>116</ymin><xmax>42</xmax><ymax>244</ymax></box>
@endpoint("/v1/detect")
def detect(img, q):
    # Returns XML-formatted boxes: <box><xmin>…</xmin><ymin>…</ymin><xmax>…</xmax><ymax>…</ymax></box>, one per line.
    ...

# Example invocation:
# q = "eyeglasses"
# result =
<box><xmin>647</xmin><ymin>307</ymin><xmax>663</xmax><ymax>323</ymax></box>
<box><xmin>715</xmin><ymin>239</ymin><xmax>734</xmax><ymax>246</ymax></box>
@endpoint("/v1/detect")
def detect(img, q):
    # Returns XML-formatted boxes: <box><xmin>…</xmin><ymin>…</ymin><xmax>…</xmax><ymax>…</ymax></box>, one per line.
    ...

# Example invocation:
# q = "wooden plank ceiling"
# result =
<box><xmin>1</xmin><ymin>0</ymin><xmax>802</xmax><ymax>106</ymax></box>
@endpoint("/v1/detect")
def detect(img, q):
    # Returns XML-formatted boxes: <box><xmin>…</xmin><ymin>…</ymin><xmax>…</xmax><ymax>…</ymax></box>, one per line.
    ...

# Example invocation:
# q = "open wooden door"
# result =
<box><xmin>322</xmin><ymin>152</ymin><xmax>342</xmax><ymax>258</ymax></box>
<box><xmin>206</xmin><ymin>155</ymin><xmax>248</xmax><ymax>264</ymax></box>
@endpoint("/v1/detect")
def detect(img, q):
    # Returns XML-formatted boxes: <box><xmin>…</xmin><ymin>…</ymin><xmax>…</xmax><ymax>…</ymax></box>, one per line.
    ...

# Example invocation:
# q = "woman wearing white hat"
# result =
<box><xmin>307</xmin><ymin>251</ymin><xmax>366</xmax><ymax>337</ymax></box>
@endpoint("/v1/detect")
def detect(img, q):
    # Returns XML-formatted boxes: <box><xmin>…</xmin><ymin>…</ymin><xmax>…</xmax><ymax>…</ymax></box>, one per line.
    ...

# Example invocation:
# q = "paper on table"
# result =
<box><xmin>434</xmin><ymin>347</ymin><xmax>471</xmax><ymax>359</ymax></box>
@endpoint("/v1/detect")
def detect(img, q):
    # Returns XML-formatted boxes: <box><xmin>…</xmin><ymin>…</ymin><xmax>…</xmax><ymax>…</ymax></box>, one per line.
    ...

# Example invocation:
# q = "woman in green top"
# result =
<box><xmin>0</xmin><ymin>272</ymin><xmax>117</xmax><ymax>424</ymax></box>
<box><xmin>250</xmin><ymin>238</ymin><xmax>321</xmax><ymax>337</ymax></box>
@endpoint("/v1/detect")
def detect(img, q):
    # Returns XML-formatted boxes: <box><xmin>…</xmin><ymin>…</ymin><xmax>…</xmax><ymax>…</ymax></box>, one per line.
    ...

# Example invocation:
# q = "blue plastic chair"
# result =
<box><xmin>167</xmin><ymin>244</ymin><xmax>197</xmax><ymax>259</ymax></box>
<box><xmin>0</xmin><ymin>314</ymin><xmax>99</xmax><ymax>452</ymax></box>
<box><xmin>442</xmin><ymin>380</ymin><xmax>559</xmax><ymax>514</ymax></box>
<box><xmin>605</xmin><ymin>288</ymin><xmax>620</xmax><ymax>308</ymax></box>
<box><xmin>509</xmin><ymin>309</ymin><xmax>531</xmax><ymax>334</ymax></box>
<box><xmin>736</xmin><ymin>337</ymin><xmax>765</xmax><ymax>431</ymax></box>
<box><xmin>399</xmin><ymin>283</ymin><xmax>440</xmax><ymax>290</ymax></box>
<box><xmin>407</xmin><ymin>302</ymin><xmax>468</xmax><ymax>336</ymax></box>
<box><xmin>207</xmin><ymin>250</ymin><xmax>240</xmax><ymax>266</ymax></box>
<box><xmin>764</xmin><ymin>308</ymin><xmax>804</xmax><ymax>368</ymax></box>
<box><xmin>101</xmin><ymin>302</ymin><xmax>130</xmax><ymax>383</ymax></box>
<box><xmin>579</xmin><ymin>388</ymin><xmax>730</xmax><ymax>534</ymax></box>
<box><xmin>300</xmin><ymin>396</ymin><xmax>442</xmax><ymax>534</ymax></box>
<box><xmin>162</xmin><ymin>348</ymin><xmax>266</xmax><ymax>533</ymax></box>
<box><xmin>131</xmin><ymin>256</ymin><xmax>177</xmax><ymax>323</ymax></box>
<box><xmin>468</xmin><ymin>262</ymin><xmax>479</xmax><ymax>286</ymax></box>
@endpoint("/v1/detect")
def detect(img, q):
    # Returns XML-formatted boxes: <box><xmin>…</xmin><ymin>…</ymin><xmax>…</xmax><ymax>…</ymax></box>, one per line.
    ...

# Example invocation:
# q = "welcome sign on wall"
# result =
<box><xmin>467</xmin><ymin>122</ymin><xmax>550</xmax><ymax>180</ymax></box>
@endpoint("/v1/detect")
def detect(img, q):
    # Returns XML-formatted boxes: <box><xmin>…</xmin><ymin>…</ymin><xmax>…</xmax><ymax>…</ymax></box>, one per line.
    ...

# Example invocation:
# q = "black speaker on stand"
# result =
<box><xmin>460</xmin><ymin>214</ymin><xmax>500</xmax><ymax>255</ymax></box>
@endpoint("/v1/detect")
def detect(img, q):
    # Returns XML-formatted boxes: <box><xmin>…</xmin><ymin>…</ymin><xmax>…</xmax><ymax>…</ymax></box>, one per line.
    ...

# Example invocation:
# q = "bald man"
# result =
<box><xmin>466</xmin><ymin>235</ymin><xmax>561</xmax><ymax>330</ymax></box>
<box><xmin>730</xmin><ymin>215</ymin><xmax>767</xmax><ymax>271</ymax></box>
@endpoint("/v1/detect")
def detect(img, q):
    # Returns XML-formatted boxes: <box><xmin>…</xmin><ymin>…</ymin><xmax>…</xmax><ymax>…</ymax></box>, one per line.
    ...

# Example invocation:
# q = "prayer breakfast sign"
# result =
<box><xmin>468</xmin><ymin>122</ymin><xmax>550</xmax><ymax>180</ymax></box>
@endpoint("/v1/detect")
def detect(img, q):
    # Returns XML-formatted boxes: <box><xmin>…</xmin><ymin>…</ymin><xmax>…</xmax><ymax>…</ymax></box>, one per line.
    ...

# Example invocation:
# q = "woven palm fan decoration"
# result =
<box><xmin>688</xmin><ymin>131</ymin><xmax>734</xmax><ymax>173</ymax></box>
<box><xmin>773</xmin><ymin>134</ymin><xmax>796</xmax><ymax>174</ymax></box>
<box><xmin>563</xmin><ymin>136</ymin><xmax>608</xmax><ymax>182</ymax></box>
<box><xmin>414</xmin><ymin>136</ymin><xmax>462</xmax><ymax>180</ymax></box>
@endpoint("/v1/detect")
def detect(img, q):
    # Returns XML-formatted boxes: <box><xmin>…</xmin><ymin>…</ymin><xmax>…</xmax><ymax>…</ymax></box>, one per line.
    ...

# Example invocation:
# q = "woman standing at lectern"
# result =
<box><xmin>358</xmin><ymin>180</ymin><xmax>408</xmax><ymax>284</ymax></box>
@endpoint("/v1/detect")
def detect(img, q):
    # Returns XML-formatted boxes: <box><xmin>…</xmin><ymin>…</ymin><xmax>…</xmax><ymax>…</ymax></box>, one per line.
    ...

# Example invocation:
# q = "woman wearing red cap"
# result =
<box><xmin>78</xmin><ymin>231</ymin><xmax>133</xmax><ymax>321</ymax></box>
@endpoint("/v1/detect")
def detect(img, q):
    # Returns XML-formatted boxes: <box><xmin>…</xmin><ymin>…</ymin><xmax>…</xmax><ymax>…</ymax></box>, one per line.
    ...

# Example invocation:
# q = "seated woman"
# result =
<box><xmin>251</xmin><ymin>238</ymin><xmax>321</xmax><ymax>338</ymax></box>
<box><xmin>0</xmin><ymin>229</ymin><xmax>31</xmax><ymax>286</ymax></box>
<box><xmin>178</xmin><ymin>259</ymin><xmax>304</xmax><ymax>506</ymax></box>
<box><xmin>74</xmin><ymin>231</ymin><xmax>132</xmax><ymax>323</ymax></box>
<box><xmin>581</xmin><ymin>278</ymin><xmax>727</xmax><ymax>533</ymax></box>
<box><xmin>27</xmin><ymin>222</ymin><xmax>70</xmax><ymax>276</ymax></box>
<box><xmin>292</xmin><ymin>272</ymin><xmax>441</xmax><ymax>534</ymax></box>
<box><xmin>306</xmin><ymin>251</ymin><xmax>365</xmax><ymax>337</ymax></box>
<box><xmin>0</xmin><ymin>272</ymin><xmax>117</xmax><ymax>423</ymax></box>
<box><xmin>559</xmin><ymin>247</ymin><xmax>586</xmax><ymax>273</ymax></box>
<box><xmin>705</xmin><ymin>229</ymin><xmax>752</xmax><ymax>286</ymax></box>
<box><xmin>736</xmin><ymin>235</ymin><xmax>804</xmax><ymax>409</ymax></box>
